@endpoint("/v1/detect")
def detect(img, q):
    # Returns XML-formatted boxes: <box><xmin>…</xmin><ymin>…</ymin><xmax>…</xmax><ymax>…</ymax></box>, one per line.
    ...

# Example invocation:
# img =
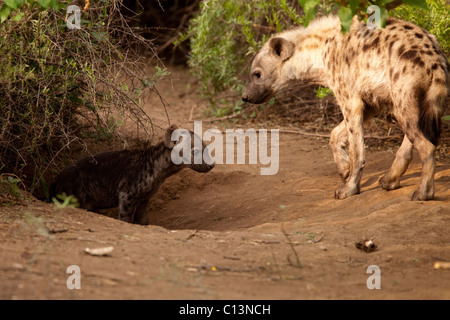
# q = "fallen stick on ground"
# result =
<box><xmin>434</xmin><ymin>261</ymin><xmax>450</xmax><ymax>270</ymax></box>
<box><xmin>280</xmin><ymin>129</ymin><xmax>403</xmax><ymax>140</ymax></box>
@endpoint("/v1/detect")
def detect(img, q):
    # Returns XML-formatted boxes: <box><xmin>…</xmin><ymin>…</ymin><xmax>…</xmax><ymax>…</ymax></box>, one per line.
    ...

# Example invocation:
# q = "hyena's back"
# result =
<box><xmin>325</xmin><ymin>17</ymin><xmax>449</xmax><ymax>145</ymax></box>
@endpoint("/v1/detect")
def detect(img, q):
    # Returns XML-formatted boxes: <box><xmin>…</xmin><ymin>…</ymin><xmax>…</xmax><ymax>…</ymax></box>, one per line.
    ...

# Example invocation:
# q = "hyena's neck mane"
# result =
<box><xmin>282</xmin><ymin>15</ymin><xmax>341</xmax><ymax>85</ymax></box>
<box><xmin>140</xmin><ymin>141</ymin><xmax>180</xmax><ymax>183</ymax></box>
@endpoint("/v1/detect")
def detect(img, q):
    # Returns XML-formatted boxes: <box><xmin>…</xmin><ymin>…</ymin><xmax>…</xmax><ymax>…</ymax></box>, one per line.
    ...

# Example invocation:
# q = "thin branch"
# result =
<box><xmin>386</xmin><ymin>0</ymin><xmax>404</xmax><ymax>11</ymax></box>
<box><xmin>281</xmin><ymin>225</ymin><xmax>302</xmax><ymax>268</ymax></box>
<box><xmin>280</xmin><ymin>129</ymin><xmax>403</xmax><ymax>140</ymax></box>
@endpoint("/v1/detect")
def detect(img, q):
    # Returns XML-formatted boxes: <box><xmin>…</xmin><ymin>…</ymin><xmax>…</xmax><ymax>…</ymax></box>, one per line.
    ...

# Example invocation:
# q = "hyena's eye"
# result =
<box><xmin>253</xmin><ymin>72</ymin><xmax>261</xmax><ymax>79</ymax></box>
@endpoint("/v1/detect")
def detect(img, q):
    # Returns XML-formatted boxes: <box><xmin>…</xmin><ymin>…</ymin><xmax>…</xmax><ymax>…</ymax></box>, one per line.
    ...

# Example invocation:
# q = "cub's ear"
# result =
<box><xmin>269</xmin><ymin>37</ymin><xmax>294</xmax><ymax>61</ymax></box>
<box><xmin>163</xmin><ymin>124</ymin><xmax>179</xmax><ymax>149</ymax></box>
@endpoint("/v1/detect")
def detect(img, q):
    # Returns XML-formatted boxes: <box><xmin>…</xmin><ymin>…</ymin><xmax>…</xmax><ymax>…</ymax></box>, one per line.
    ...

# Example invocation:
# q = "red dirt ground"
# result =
<box><xmin>0</xmin><ymin>67</ymin><xmax>449</xmax><ymax>300</ymax></box>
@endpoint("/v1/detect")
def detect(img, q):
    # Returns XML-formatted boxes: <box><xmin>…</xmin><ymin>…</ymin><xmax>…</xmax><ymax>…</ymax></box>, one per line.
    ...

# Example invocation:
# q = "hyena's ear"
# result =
<box><xmin>163</xmin><ymin>124</ymin><xmax>179</xmax><ymax>149</ymax></box>
<box><xmin>269</xmin><ymin>37</ymin><xmax>294</xmax><ymax>61</ymax></box>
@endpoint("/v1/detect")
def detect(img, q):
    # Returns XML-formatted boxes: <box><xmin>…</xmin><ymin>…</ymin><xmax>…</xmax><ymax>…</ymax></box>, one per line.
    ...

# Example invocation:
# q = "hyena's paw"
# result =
<box><xmin>411</xmin><ymin>189</ymin><xmax>434</xmax><ymax>201</ymax></box>
<box><xmin>334</xmin><ymin>184</ymin><xmax>360</xmax><ymax>200</ymax></box>
<box><xmin>118</xmin><ymin>208</ymin><xmax>134</xmax><ymax>223</ymax></box>
<box><xmin>379</xmin><ymin>175</ymin><xmax>401</xmax><ymax>191</ymax></box>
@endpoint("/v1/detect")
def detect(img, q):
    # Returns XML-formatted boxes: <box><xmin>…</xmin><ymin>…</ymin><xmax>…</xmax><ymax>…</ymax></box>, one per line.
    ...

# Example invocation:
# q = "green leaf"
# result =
<box><xmin>50</xmin><ymin>0</ymin><xmax>60</xmax><ymax>10</ymax></box>
<box><xmin>442</xmin><ymin>115</ymin><xmax>450</xmax><ymax>121</ymax></box>
<box><xmin>348</xmin><ymin>0</ymin><xmax>360</xmax><ymax>14</ymax></box>
<box><xmin>303</xmin><ymin>7</ymin><xmax>316</xmax><ymax>26</ymax></box>
<box><xmin>298</xmin><ymin>0</ymin><xmax>320</xmax><ymax>26</ymax></box>
<box><xmin>40</xmin><ymin>177</ymin><xmax>49</xmax><ymax>202</ymax></box>
<box><xmin>402</xmin><ymin>0</ymin><xmax>429</xmax><ymax>10</ymax></box>
<box><xmin>91</xmin><ymin>31</ymin><xmax>107</xmax><ymax>42</ymax></box>
<box><xmin>300</xmin><ymin>0</ymin><xmax>320</xmax><ymax>12</ymax></box>
<box><xmin>338</xmin><ymin>6</ymin><xmax>353</xmax><ymax>34</ymax></box>
<box><xmin>378</xmin><ymin>8</ymin><xmax>388</xmax><ymax>29</ymax></box>
<box><xmin>37</xmin><ymin>0</ymin><xmax>52</xmax><ymax>9</ymax></box>
<box><xmin>12</xmin><ymin>11</ymin><xmax>24</xmax><ymax>22</ymax></box>
<box><xmin>1</xmin><ymin>4</ymin><xmax>11</xmax><ymax>23</ymax></box>
<box><xmin>5</xmin><ymin>0</ymin><xmax>18</xmax><ymax>10</ymax></box>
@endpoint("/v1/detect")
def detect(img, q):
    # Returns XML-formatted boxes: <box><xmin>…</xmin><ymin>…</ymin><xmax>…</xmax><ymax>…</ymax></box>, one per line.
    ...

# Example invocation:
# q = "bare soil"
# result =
<box><xmin>0</xmin><ymin>67</ymin><xmax>449</xmax><ymax>300</ymax></box>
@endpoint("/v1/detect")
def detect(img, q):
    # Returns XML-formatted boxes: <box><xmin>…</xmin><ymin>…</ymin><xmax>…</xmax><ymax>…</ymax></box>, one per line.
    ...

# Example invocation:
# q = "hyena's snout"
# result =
<box><xmin>190</xmin><ymin>144</ymin><xmax>215</xmax><ymax>173</ymax></box>
<box><xmin>241</xmin><ymin>87</ymin><xmax>254</xmax><ymax>103</ymax></box>
<box><xmin>242</xmin><ymin>85</ymin><xmax>274</xmax><ymax>105</ymax></box>
<box><xmin>242</xmin><ymin>91</ymin><xmax>250</xmax><ymax>103</ymax></box>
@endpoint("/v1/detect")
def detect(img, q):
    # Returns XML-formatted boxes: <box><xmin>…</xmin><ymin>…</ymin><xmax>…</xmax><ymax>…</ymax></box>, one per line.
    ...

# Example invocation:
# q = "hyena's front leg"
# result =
<box><xmin>335</xmin><ymin>99</ymin><xmax>365</xmax><ymax>200</ymax></box>
<box><xmin>118</xmin><ymin>192</ymin><xmax>135</xmax><ymax>223</ymax></box>
<box><xmin>330</xmin><ymin>121</ymin><xmax>350</xmax><ymax>182</ymax></box>
<box><xmin>132</xmin><ymin>198</ymin><xmax>150</xmax><ymax>225</ymax></box>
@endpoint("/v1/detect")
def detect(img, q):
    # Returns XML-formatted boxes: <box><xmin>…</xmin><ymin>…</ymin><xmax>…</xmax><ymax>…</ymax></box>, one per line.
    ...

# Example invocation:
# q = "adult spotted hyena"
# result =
<box><xmin>242</xmin><ymin>15</ymin><xmax>449</xmax><ymax>201</ymax></box>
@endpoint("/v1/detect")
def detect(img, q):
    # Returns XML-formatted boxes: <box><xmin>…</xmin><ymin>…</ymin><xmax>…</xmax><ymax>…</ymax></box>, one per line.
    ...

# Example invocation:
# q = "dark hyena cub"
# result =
<box><xmin>50</xmin><ymin>125</ymin><xmax>215</xmax><ymax>224</ymax></box>
<box><xmin>242</xmin><ymin>15</ymin><xmax>449</xmax><ymax>201</ymax></box>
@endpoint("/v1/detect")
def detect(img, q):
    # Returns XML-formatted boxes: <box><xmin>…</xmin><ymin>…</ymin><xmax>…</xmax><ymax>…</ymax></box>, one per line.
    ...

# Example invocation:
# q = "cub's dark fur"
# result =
<box><xmin>50</xmin><ymin>125</ymin><xmax>214</xmax><ymax>224</ymax></box>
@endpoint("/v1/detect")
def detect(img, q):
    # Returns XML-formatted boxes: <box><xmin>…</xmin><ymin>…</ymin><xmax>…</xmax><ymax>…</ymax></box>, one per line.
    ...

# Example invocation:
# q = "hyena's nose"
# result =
<box><xmin>242</xmin><ymin>93</ymin><xmax>250</xmax><ymax>103</ymax></box>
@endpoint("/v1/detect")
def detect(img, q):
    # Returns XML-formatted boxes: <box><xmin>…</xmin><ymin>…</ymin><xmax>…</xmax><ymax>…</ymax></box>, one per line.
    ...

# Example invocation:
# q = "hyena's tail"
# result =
<box><xmin>419</xmin><ymin>62</ymin><xmax>449</xmax><ymax>146</ymax></box>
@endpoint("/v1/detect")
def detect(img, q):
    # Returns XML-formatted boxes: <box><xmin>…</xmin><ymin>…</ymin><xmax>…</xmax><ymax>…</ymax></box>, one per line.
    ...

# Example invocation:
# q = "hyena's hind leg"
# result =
<box><xmin>410</xmin><ymin>134</ymin><xmax>436</xmax><ymax>201</ymax></box>
<box><xmin>330</xmin><ymin>121</ymin><xmax>350</xmax><ymax>182</ymax></box>
<box><xmin>386</xmin><ymin>95</ymin><xmax>438</xmax><ymax>201</ymax></box>
<box><xmin>379</xmin><ymin>135</ymin><xmax>414</xmax><ymax>191</ymax></box>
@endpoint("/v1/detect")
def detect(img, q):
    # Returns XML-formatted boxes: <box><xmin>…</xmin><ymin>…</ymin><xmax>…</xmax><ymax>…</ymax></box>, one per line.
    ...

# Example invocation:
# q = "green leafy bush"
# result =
<box><xmin>391</xmin><ymin>0</ymin><xmax>449</xmax><ymax>55</ymax></box>
<box><xmin>181</xmin><ymin>0</ymin><xmax>445</xmax><ymax>113</ymax></box>
<box><xmin>0</xmin><ymin>0</ymin><xmax>164</xmax><ymax>196</ymax></box>
<box><xmin>179</xmin><ymin>0</ymin><xmax>309</xmax><ymax>110</ymax></box>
